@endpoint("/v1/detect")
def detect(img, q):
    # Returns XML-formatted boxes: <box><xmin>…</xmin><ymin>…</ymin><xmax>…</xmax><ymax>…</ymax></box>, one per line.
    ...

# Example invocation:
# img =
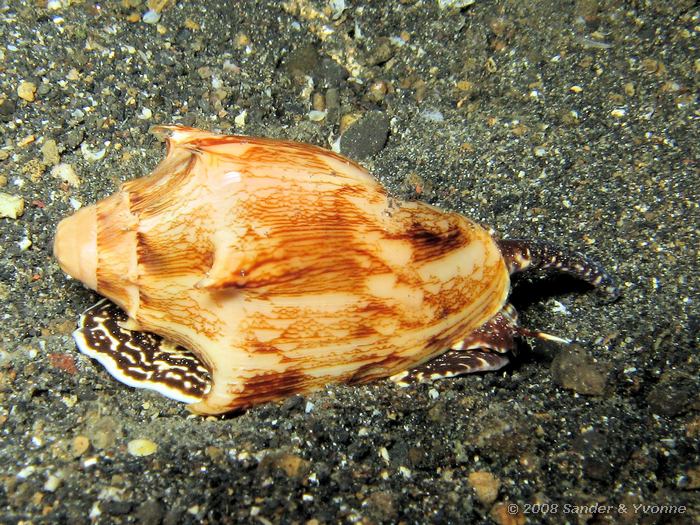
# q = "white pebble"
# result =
<box><xmin>308</xmin><ymin>110</ymin><xmax>327</xmax><ymax>122</ymax></box>
<box><xmin>89</xmin><ymin>501</ymin><xmax>101</xmax><ymax>519</ymax></box>
<box><xmin>16</xmin><ymin>466</ymin><xmax>35</xmax><ymax>479</ymax></box>
<box><xmin>51</xmin><ymin>163</ymin><xmax>80</xmax><ymax>187</ymax></box>
<box><xmin>379</xmin><ymin>447</ymin><xmax>390</xmax><ymax>462</ymax></box>
<box><xmin>44</xmin><ymin>474</ymin><xmax>63</xmax><ymax>492</ymax></box>
<box><xmin>0</xmin><ymin>192</ymin><xmax>24</xmax><ymax>219</ymax></box>
<box><xmin>18</xmin><ymin>237</ymin><xmax>32</xmax><ymax>251</ymax></box>
<box><xmin>234</xmin><ymin>110</ymin><xmax>247</xmax><ymax>128</ymax></box>
<box><xmin>128</xmin><ymin>438</ymin><xmax>158</xmax><ymax>457</ymax></box>
<box><xmin>550</xmin><ymin>300</ymin><xmax>569</xmax><ymax>315</ymax></box>
<box><xmin>80</xmin><ymin>143</ymin><xmax>107</xmax><ymax>162</ymax></box>
<box><xmin>142</xmin><ymin>9</ymin><xmax>161</xmax><ymax>25</ymax></box>
<box><xmin>330</xmin><ymin>136</ymin><xmax>342</xmax><ymax>153</ymax></box>
<box><xmin>437</xmin><ymin>0</ymin><xmax>475</xmax><ymax>9</ymax></box>
<box><xmin>420</xmin><ymin>109</ymin><xmax>444</xmax><ymax>122</ymax></box>
<box><xmin>610</xmin><ymin>108</ymin><xmax>627</xmax><ymax>118</ymax></box>
<box><xmin>82</xmin><ymin>456</ymin><xmax>99</xmax><ymax>468</ymax></box>
<box><xmin>329</xmin><ymin>0</ymin><xmax>346</xmax><ymax>20</ymax></box>
<box><xmin>137</xmin><ymin>107</ymin><xmax>153</xmax><ymax>120</ymax></box>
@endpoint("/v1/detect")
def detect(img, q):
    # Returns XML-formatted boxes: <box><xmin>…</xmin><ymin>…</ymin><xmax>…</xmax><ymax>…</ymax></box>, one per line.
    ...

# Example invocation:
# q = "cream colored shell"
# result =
<box><xmin>54</xmin><ymin>126</ymin><xmax>509</xmax><ymax>415</ymax></box>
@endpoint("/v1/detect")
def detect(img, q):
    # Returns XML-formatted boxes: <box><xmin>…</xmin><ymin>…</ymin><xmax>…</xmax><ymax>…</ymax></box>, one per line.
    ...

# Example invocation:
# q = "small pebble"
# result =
<box><xmin>364</xmin><ymin>38</ymin><xmax>395</xmax><ymax>66</ymax></box>
<box><xmin>533</xmin><ymin>145</ymin><xmax>547</xmax><ymax>157</ymax></box>
<box><xmin>366</xmin><ymin>80</ymin><xmax>388</xmax><ymax>103</ymax></box>
<box><xmin>339</xmin><ymin>112</ymin><xmax>361</xmax><ymax>135</ymax></box>
<box><xmin>44</xmin><ymin>474</ymin><xmax>63</xmax><ymax>492</ymax></box>
<box><xmin>610</xmin><ymin>108</ymin><xmax>626</xmax><ymax>118</ymax></box>
<box><xmin>437</xmin><ymin>0</ymin><xmax>476</xmax><ymax>9</ymax></box>
<box><xmin>142</xmin><ymin>9</ymin><xmax>161</xmax><ymax>24</ymax></box>
<box><xmin>18</xmin><ymin>81</ymin><xmax>37</xmax><ymax>102</ymax></box>
<box><xmin>71</xmin><ymin>435</ymin><xmax>90</xmax><ymax>457</ymax></box>
<box><xmin>308</xmin><ymin>110</ymin><xmax>327</xmax><ymax>122</ymax></box>
<box><xmin>128</xmin><ymin>438</ymin><xmax>158</xmax><ymax>457</ymax></box>
<box><xmin>16</xmin><ymin>466</ymin><xmax>35</xmax><ymax>479</ymax></box>
<box><xmin>490</xmin><ymin>502</ymin><xmax>525</xmax><ymax>525</ymax></box>
<box><xmin>683</xmin><ymin>466</ymin><xmax>700</xmax><ymax>490</ymax></box>
<box><xmin>18</xmin><ymin>237</ymin><xmax>32</xmax><ymax>251</ymax></box>
<box><xmin>258</xmin><ymin>452</ymin><xmax>310</xmax><ymax>478</ymax></box>
<box><xmin>312</xmin><ymin>92</ymin><xmax>326</xmax><ymax>111</ymax></box>
<box><xmin>284</xmin><ymin>44</ymin><xmax>319</xmax><ymax>78</ymax></box>
<box><xmin>0</xmin><ymin>98</ymin><xmax>15</xmax><ymax>122</ymax></box>
<box><xmin>234</xmin><ymin>110</ymin><xmax>247</xmax><ymax>128</ymax></box>
<box><xmin>0</xmin><ymin>192</ymin><xmax>24</xmax><ymax>219</ymax></box>
<box><xmin>52</xmin><ymin>163</ymin><xmax>80</xmax><ymax>187</ymax></box>
<box><xmin>362</xmin><ymin>490</ymin><xmax>398</xmax><ymax>522</ymax></box>
<box><xmin>551</xmin><ymin>346</ymin><xmax>607</xmax><ymax>396</ymax></box>
<box><xmin>103</xmin><ymin>500</ymin><xmax>133</xmax><ymax>516</ymax></box>
<box><xmin>81</xmin><ymin>143</ymin><xmax>107</xmax><ymax>162</ymax></box>
<box><xmin>18</xmin><ymin>135</ymin><xmax>35</xmax><ymax>147</ymax></box>
<box><xmin>339</xmin><ymin>111</ymin><xmax>390</xmax><ymax>160</ymax></box>
<box><xmin>329</xmin><ymin>0</ymin><xmax>346</xmax><ymax>20</ymax></box>
<box><xmin>41</xmin><ymin>139</ymin><xmax>60</xmax><ymax>166</ymax></box>
<box><xmin>468</xmin><ymin>471</ymin><xmax>501</xmax><ymax>506</ymax></box>
<box><xmin>135</xmin><ymin>499</ymin><xmax>164</xmax><ymax>525</ymax></box>
<box><xmin>420</xmin><ymin>109</ymin><xmax>444</xmax><ymax>122</ymax></box>
<box><xmin>646</xmin><ymin>372</ymin><xmax>697</xmax><ymax>416</ymax></box>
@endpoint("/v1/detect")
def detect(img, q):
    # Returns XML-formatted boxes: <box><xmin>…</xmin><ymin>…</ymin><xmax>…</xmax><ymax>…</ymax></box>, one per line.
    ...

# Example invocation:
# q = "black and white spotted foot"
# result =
<box><xmin>390</xmin><ymin>303</ymin><xmax>567</xmax><ymax>386</ymax></box>
<box><xmin>73</xmin><ymin>299</ymin><xmax>210</xmax><ymax>403</ymax></box>
<box><xmin>390</xmin><ymin>350</ymin><xmax>509</xmax><ymax>387</ymax></box>
<box><xmin>497</xmin><ymin>239</ymin><xmax>620</xmax><ymax>301</ymax></box>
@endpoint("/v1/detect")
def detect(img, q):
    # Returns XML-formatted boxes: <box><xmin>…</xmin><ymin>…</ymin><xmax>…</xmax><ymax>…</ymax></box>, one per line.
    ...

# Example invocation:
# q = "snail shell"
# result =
<box><xmin>54</xmin><ymin>126</ymin><xmax>509</xmax><ymax>415</ymax></box>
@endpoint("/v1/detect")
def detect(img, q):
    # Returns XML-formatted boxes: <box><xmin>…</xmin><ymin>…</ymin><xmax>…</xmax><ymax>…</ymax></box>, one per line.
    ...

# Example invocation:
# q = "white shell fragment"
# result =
<box><xmin>51</xmin><ymin>163</ymin><xmax>80</xmax><ymax>187</ymax></box>
<box><xmin>0</xmin><ymin>192</ymin><xmax>24</xmax><ymax>219</ymax></box>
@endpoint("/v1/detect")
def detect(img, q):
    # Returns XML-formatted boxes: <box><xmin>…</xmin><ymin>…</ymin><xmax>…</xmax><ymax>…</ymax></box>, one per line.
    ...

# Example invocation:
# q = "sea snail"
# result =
<box><xmin>53</xmin><ymin>126</ymin><xmax>619</xmax><ymax>415</ymax></box>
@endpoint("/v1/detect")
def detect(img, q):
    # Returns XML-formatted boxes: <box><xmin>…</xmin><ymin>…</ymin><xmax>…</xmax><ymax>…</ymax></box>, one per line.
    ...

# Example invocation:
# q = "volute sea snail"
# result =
<box><xmin>54</xmin><ymin>126</ymin><xmax>619</xmax><ymax>415</ymax></box>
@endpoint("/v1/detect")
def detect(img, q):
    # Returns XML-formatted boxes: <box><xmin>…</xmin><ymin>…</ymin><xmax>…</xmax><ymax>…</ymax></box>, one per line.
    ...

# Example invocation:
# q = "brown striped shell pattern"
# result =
<box><xmin>53</xmin><ymin>126</ymin><xmax>619</xmax><ymax>415</ymax></box>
